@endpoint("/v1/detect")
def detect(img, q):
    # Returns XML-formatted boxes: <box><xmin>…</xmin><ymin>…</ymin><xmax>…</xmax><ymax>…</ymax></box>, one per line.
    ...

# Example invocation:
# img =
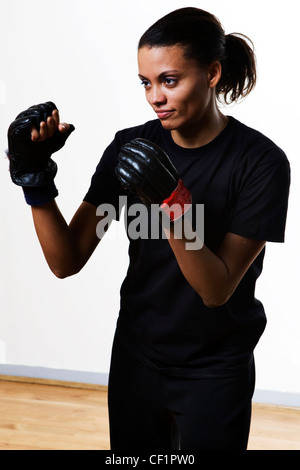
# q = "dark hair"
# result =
<box><xmin>138</xmin><ymin>7</ymin><xmax>256</xmax><ymax>104</ymax></box>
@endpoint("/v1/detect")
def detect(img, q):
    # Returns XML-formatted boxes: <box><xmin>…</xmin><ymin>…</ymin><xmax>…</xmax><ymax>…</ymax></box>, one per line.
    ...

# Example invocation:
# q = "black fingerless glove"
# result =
<box><xmin>116</xmin><ymin>138</ymin><xmax>192</xmax><ymax>222</ymax></box>
<box><xmin>7</xmin><ymin>101</ymin><xmax>75</xmax><ymax>205</ymax></box>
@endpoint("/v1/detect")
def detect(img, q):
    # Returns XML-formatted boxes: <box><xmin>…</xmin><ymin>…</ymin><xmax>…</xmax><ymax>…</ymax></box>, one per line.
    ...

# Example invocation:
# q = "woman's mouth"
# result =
<box><xmin>155</xmin><ymin>110</ymin><xmax>175</xmax><ymax>119</ymax></box>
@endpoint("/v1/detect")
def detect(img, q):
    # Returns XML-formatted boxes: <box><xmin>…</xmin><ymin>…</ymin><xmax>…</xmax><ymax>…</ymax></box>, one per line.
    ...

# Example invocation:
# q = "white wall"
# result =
<box><xmin>0</xmin><ymin>0</ymin><xmax>299</xmax><ymax>400</ymax></box>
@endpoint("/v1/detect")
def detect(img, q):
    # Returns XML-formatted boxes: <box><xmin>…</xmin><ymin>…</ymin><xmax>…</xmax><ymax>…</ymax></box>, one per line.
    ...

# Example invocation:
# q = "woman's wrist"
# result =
<box><xmin>22</xmin><ymin>180</ymin><xmax>58</xmax><ymax>206</ymax></box>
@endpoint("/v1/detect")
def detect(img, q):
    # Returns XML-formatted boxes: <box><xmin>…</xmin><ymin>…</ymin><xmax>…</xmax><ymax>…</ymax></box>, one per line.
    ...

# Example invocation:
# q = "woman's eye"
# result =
<box><xmin>164</xmin><ymin>77</ymin><xmax>177</xmax><ymax>86</ymax></box>
<box><xmin>140</xmin><ymin>79</ymin><xmax>150</xmax><ymax>88</ymax></box>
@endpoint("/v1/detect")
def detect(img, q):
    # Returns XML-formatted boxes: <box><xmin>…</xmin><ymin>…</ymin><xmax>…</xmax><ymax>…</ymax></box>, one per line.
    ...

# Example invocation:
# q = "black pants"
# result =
<box><xmin>108</xmin><ymin>333</ymin><xmax>255</xmax><ymax>451</ymax></box>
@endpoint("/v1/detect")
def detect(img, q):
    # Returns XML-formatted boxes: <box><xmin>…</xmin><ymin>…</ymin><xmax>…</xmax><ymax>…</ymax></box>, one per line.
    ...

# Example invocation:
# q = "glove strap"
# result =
<box><xmin>22</xmin><ymin>181</ymin><xmax>58</xmax><ymax>206</ymax></box>
<box><xmin>160</xmin><ymin>179</ymin><xmax>192</xmax><ymax>222</ymax></box>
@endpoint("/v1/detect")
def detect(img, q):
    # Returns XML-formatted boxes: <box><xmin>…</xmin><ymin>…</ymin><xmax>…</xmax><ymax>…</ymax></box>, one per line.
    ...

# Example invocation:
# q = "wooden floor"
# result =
<box><xmin>0</xmin><ymin>379</ymin><xmax>299</xmax><ymax>450</ymax></box>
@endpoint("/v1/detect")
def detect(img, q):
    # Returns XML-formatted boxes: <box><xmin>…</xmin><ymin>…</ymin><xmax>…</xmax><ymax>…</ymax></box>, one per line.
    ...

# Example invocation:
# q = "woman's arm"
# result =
<box><xmin>31</xmin><ymin>200</ymin><xmax>108</xmax><ymax>279</ymax></box>
<box><xmin>164</xmin><ymin>221</ymin><xmax>265</xmax><ymax>307</ymax></box>
<box><xmin>12</xmin><ymin>104</ymin><xmax>109</xmax><ymax>278</ymax></box>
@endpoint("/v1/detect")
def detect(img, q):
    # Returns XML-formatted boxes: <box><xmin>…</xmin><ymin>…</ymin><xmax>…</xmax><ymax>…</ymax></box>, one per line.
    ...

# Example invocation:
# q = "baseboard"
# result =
<box><xmin>0</xmin><ymin>364</ymin><xmax>299</xmax><ymax>408</ymax></box>
<box><xmin>0</xmin><ymin>364</ymin><xmax>108</xmax><ymax>390</ymax></box>
<box><xmin>253</xmin><ymin>389</ymin><xmax>300</xmax><ymax>408</ymax></box>
<box><xmin>0</xmin><ymin>374</ymin><xmax>108</xmax><ymax>391</ymax></box>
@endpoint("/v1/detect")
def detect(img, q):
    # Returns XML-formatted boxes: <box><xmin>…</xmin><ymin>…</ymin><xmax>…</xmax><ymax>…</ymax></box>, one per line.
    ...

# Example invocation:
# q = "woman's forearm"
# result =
<box><xmin>31</xmin><ymin>199</ymin><xmax>105</xmax><ymax>278</ymax></box>
<box><xmin>166</xmin><ymin>227</ymin><xmax>230</xmax><ymax>308</ymax></box>
<box><xmin>164</xmin><ymin>219</ymin><xmax>265</xmax><ymax>308</ymax></box>
<box><xmin>31</xmin><ymin>200</ymin><xmax>82</xmax><ymax>278</ymax></box>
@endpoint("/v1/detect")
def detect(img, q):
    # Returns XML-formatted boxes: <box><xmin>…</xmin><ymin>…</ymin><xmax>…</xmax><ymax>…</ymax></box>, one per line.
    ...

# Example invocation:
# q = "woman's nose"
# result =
<box><xmin>148</xmin><ymin>86</ymin><xmax>167</xmax><ymax>107</ymax></box>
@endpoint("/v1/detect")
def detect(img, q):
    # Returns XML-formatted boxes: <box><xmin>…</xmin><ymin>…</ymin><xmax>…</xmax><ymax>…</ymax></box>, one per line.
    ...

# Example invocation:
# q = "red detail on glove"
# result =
<box><xmin>160</xmin><ymin>178</ymin><xmax>192</xmax><ymax>222</ymax></box>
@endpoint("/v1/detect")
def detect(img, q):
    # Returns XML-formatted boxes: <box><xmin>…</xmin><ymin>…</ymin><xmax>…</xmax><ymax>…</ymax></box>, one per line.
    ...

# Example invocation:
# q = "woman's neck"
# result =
<box><xmin>171</xmin><ymin>109</ymin><xmax>229</xmax><ymax>149</ymax></box>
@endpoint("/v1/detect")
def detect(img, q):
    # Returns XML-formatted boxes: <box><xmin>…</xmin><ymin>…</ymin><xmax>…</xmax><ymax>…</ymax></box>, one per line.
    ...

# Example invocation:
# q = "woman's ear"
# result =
<box><xmin>207</xmin><ymin>61</ymin><xmax>222</xmax><ymax>88</ymax></box>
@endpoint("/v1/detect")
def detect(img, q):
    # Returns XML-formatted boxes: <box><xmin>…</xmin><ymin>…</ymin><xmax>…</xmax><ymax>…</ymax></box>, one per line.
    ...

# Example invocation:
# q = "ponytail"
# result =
<box><xmin>139</xmin><ymin>7</ymin><xmax>257</xmax><ymax>105</ymax></box>
<box><xmin>217</xmin><ymin>33</ymin><xmax>257</xmax><ymax>104</ymax></box>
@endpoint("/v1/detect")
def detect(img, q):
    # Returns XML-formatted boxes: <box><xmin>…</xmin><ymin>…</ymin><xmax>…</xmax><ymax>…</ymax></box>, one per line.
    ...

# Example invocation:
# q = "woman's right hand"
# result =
<box><xmin>8</xmin><ymin>101</ymin><xmax>75</xmax><ymax>187</ymax></box>
<box><xmin>31</xmin><ymin>107</ymin><xmax>71</xmax><ymax>142</ymax></box>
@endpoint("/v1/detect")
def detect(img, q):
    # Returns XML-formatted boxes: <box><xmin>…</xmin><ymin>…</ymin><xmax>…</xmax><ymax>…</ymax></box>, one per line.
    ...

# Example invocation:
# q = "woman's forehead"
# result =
<box><xmin>138</xmin><ymin>45</ymin><xmax>198</xmax><ymax>74</ymax></box>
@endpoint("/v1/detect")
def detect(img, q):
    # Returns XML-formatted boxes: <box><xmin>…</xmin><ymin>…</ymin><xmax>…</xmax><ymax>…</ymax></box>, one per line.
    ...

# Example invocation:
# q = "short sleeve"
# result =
<box><xmin>83</xmin><ymin>133</ymin><xmax>125</xmax><ymax>220</ymax></box>
<box><xmin>228</xmin><ymin>147</ymin><xmax>291</xmax><ymax>242</ymax></box>
<box><xmin>83</xmin><ymin>120</ymin><xmax>162</xmax><ymax>219</ymax></box>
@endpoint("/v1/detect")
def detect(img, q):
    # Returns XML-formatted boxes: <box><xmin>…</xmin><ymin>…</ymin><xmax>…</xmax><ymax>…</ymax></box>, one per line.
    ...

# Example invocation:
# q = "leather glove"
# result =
<box><xmin>116</xmin><ymin>138</ymin><xmax>192</xmax><ymax>222</ymax></box>
<box><xmin>7</xmin><ymin>101</ymin><xmax>75</xmax><ymax>187</ymax></box>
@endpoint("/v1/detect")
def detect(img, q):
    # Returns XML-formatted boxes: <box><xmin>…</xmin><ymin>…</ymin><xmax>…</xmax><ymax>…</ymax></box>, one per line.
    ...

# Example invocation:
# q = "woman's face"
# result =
<box><xmin>138</xmin><ymin>45</ymin><xmax>217</xmax><ymax>132</ymax></box>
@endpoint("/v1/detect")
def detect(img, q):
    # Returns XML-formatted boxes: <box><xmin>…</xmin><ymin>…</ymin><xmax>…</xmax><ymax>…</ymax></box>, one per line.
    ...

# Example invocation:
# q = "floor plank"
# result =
<box><xmin>0</xmin><ymin>380</ymin><xmax>299</xmax><ymax>450</ymax></box>
<box><xmin>0</xmin><ymin>380</ymin><xmax>109</xmax><ymax>450</ymax></box>
<box><xmin>248</xmin><ymin>403</ymin><xmax>300</xmax><ymax>450</ymax></box>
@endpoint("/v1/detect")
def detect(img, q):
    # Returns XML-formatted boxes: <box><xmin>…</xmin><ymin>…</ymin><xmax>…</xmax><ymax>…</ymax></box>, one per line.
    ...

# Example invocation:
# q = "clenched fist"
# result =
<box><xmin>116</xmin><ymin>138</ymin><xmax>191</xmax><ymax>222</ymax></box>
<box><xmin>7</xmin><ymin>101</ymin><xmax>74</xmax><ymax>187</ymax></box>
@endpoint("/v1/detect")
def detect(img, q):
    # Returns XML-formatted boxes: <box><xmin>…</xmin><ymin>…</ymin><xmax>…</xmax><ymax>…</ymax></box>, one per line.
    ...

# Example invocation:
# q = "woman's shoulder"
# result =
<box><xmin>115</xmin><ymin>119</ymin><xmax>162</xmax><ymax>145</ymax></box>
<box><xmin>229</xmin><ymin>116</ymin><xmax>289</xmax><ymax>164</ymax></box>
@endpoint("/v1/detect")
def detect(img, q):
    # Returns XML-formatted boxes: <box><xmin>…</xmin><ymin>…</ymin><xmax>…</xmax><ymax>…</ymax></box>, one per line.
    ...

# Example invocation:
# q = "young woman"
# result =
<box><xmin>8</xmin><ymin>8</ymin><xmax>290</xmax><ymax>450</ymax></box>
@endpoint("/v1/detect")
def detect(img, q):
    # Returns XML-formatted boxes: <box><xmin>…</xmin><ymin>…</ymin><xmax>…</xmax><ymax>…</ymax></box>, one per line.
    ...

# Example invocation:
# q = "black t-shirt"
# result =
<box><xmin>84</xmin><ymin>117</ymin><xmax>290</xmax><ymax>378</ymax></box>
